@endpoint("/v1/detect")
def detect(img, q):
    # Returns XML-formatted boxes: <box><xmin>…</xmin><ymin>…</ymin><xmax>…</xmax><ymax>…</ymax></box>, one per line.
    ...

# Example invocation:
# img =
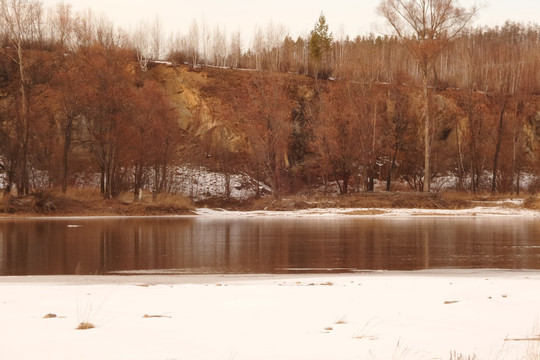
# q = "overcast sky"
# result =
<box><xmin>41</xmin><ymin>0</ymin><xmax>540</xmax><ymax>42</ymax></box>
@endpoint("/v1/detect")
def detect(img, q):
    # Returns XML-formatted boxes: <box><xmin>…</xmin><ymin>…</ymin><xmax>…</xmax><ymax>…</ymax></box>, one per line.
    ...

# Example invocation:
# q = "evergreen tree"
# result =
<box><xmin>309</xmin><ymin>12</ymin><xmax>333</xmax><ymax>78</ymax></box>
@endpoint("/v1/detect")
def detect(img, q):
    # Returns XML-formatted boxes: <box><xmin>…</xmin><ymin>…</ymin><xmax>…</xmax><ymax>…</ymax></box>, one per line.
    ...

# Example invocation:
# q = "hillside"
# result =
<box><xmin>145</xmin><ymin>63</ymin><xmax>540</xmax><ymax>196</ymax></box>
<box><xmin>2</xmin><ymin>57</ymin><xmax>540</xmax><ymax>210</ymax></box>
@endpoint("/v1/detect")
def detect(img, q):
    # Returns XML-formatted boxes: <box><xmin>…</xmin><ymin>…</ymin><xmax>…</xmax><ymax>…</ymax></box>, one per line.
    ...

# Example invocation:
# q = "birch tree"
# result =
<box><xmin>377</xmin><ymin>0</ymin><xmax>477</xmax><ymax>192</ymax></box>
<box><xmin>132</xmin><ymin>20</ymin><xmax>152</xmax><ymax>71</ymax></box>
<box><xmin>187</xmin><ymin>19</ymin><xmax>200</xmax><ymax>67</ymax></box>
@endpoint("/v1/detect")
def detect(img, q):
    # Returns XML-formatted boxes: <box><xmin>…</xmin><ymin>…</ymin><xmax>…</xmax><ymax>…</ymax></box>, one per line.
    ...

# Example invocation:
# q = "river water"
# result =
<box><xmin>0</xmin><ymin>217</ymin><xmax>539</xmax><ymax>275</ymax></box>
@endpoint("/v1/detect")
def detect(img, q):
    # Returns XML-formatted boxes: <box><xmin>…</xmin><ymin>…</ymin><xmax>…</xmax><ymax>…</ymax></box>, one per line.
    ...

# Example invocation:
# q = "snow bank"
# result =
<box><xmin>1</xmin><ymin>271</ymin><xmax>539</xmax><ymax>360</ymax></box>
<box><xmin>196</xmin><ymin>205</ymin><xmax>540</xmax><ymax>217</ymax></box>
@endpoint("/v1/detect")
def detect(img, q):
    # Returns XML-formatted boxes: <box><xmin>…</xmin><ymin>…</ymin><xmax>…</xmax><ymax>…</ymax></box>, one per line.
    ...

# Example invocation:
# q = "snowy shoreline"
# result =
<box><xmin>2</xmin><ymin>270</ymin><xmax>540</xmax><ymax>360</ymax></box>
<box><xmin>196</xmin><ymin>205</ymin><xmax>540</xmax><ymax>217</ymax></box>
<box><xmin>1</xmin><ymin>204</ymin><xmax>538</xmax><ymax>220</ymax></box>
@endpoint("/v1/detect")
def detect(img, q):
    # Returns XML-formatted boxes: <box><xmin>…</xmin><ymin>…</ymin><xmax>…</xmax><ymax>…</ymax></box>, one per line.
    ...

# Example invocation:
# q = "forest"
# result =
<box><xmin>1</xmin><ymin>0</ymin><xmax>540</xmax><ymax>205</ymax></box>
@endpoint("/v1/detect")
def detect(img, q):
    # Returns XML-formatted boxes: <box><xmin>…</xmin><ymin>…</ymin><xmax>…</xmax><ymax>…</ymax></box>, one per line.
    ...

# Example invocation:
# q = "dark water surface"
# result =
<box><xmin>1</xmin><ymin>216</ymin><xmax>539</xmax><ymax>275</ymax></box>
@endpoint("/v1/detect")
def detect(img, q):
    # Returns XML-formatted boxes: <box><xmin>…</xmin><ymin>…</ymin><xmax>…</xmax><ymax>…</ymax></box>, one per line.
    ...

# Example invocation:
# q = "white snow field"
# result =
<box><xmin>1</xmin><ymin>271</ymin><xmax>540</xmax><ymax>360</ymax></box>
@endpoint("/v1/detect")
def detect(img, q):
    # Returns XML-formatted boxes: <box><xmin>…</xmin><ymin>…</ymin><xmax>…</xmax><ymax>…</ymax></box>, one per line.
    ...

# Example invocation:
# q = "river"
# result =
<box><xmin>1</xmin><ymin>216</ymin><xmax>539</xmax><ymax>275</ymax></box>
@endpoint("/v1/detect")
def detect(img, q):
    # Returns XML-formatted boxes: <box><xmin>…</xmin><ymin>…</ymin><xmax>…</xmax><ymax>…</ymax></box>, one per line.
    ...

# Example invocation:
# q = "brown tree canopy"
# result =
<box><xmin>0</xmin><ymin>0</ymin><xmax>539</xmax><ymax>200</ymax></box>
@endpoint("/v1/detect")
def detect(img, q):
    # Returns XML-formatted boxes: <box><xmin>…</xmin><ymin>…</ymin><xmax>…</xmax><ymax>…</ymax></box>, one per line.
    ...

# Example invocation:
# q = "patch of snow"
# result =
<box><xmin>69</xmin><ymin>165</ymin><xmax>270</xmax><ymax>201</ymax></box>
<box><xmin>489</xmin><ymin>198</ymin><xmax>525</xmax><ymax>206</ymax></box>
<box><xmin>433</xmin><ymin>172</ymin><xmax>539</xmax><ymax>193</ymax></box>
<box><xmin>170</xmin><ymin>166</ymin><xmax>270</xmax><ymax>201</ymax></box>
<box><xmin>149</xmin><ymin>60</ymin><xmax>174</xmax><ymax>66</ymax></box>
<box><xmin>196</xmin><ymin>205</ymin><xmax>540</xmax><ymax>217</ymax></box>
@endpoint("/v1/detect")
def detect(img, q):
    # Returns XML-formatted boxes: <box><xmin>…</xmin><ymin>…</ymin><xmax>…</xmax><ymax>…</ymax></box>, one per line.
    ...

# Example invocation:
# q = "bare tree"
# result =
<box><xmin>377</xmin><ymin>0</ymin><xmax>477</xmax><ymax>192</ymax></box>
<box><xmin>187</xmin><ymin>19</ymin><xmax>199</xmax><ymax>67</ymax></box>
<box><xmin>47</xmin><ymin>2</ymin><xmax>75</xmax><ymax>51</ymax></box>
<box><xmin>132</xmin><ymin>20</ymin><xmax>152</xmax><ymax>71</ymax></box>
<box><xmin>201</xmin><ymin>18</ymin><xmax>211</xmax><ymax>65</ymax></box>
<box><xmin>229</xmin><ymin>31</ymin><xmax>241</xmax><ymax>68</ymax></box>
<box><xmin>212</xmin><ymin>25</ymin><xmax>227</xmax><ymax>67</ymax></box>
<box><xmin>78</xmin><ymin>45</ymin><xmax>135</xmax><ymax>198</ymax></box>
<box><xmin>383</xmin><ymin>86</ymin><xmax>413</xmax><ymax>191</ymax></box>
<box><xmin>50</xmin><ymin>53</ymin><xmax>86</xmax><ymax>193</ymax></box>
<box><xmin>253</xmin><ymin>26</ymin><xmax>265</xmax><ymax>70</ymax></box>
<box><xmin>0</xmin><ymin>0</ymin><xmax>44</xmax><ymax>194</ymax></box>
<box><xmin>266</xmin><ymin>22</ymin><xmax>286</xmax><ymax>72</ymax></box>
<box><xmin>150</xmin><ymin>15</ymin><xmax>163</xmax><ymax>60</ymax></box>
<box><xmin>242</xmin><ymin>73</ymin><xmax>293</xmax><ymax>197</ymax></box>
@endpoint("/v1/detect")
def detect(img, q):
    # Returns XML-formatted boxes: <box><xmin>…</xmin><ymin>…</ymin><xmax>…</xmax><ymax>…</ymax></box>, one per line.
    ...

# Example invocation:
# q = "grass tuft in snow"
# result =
<box><xmin>448</xmin><ymin>351</ymin><xmax>477</xmax><ymax>360</ymax></box>
<box><xmin>143</xmin><ymin>314</ymin><xmax>172</xmax><ymax>318</ymax></box>
<box><xmin>352</xmin><ymin>319</ymin><xmax>377</xmax><ymax>341</ymax></box>
<box><xmin>76</xmin><ymin>322</ymin><xmax>95</xmax><ymax>330</ymax></box>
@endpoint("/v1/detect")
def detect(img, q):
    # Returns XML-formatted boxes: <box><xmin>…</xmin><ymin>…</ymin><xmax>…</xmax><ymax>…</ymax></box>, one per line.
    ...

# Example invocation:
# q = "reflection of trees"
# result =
<box><xmin>0</xmin><ymin>221</ymin><xmax>68</xmax><ymax>275</ymax></box>
<box><xmin>1</xmin><ymin>218</ymin><xmax>540</xmax><ymax>275</ymax></box>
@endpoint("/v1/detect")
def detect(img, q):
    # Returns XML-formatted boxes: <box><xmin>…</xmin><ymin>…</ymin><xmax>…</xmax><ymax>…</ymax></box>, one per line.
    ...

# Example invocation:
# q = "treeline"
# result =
<box><xmin>170</xmin><ymin>16</ymin><xmax>540</xmax><ymax>94</ymax></box>
<box><xmin>1</xmin><ymin>0</ymin><xmax>540</xmax><ymax>199</ymax></box>
<box><xmin>0</xmin><ymin>0</ymin><xmax>182</xmax><ymax>198</ymax></box>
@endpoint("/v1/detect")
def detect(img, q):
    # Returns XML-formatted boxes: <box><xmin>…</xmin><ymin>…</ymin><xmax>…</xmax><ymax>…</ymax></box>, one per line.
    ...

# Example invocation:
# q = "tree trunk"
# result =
<box><xmin>62</xmin><ymin>144</ymin><xmax>69</xmax><ymax>193</ymax></box>
<box><xmin>386</xmin><ymin>147</ymin><xmax>399</xmax><ymax>191</ymax></box>
<box><xmin>491</xmin><ymin>98</ymin><xmax>508</xmax><ymax>194</ymax></box>
<box><xmin>17</xmin><ymin>42</ymin><xmax>30</xmax><ymax>195</ymax></box>
<box><xmin>61</xmin><ymin>123</ymin><xmax>72</xmax><ymax>193</ymax></box>
<box><xmin>100</xmin><ymin>171</ymin><xmax>105</xmax><ymax>195</ymax></box>
<box><xmin>342</xmin><ymin>176</ymin><xmax>349</xmax><ymax>194</ymax></box>
<box><xmin>422</xmin><ymin>70</ymin><xmax>431</xmax><ymax>193</ymax></box>
<box><xmin>516</xmin><ymin>169</ymin><xmax>521</xmax><ymax>196</ymax></box>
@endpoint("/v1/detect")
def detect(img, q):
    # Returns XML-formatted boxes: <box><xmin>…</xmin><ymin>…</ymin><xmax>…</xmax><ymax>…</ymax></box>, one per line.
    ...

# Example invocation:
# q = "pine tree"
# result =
<box><xmin>309</xmin><ymin>12</ymin><xmax>333</xmax><ymax>78</ymax></box>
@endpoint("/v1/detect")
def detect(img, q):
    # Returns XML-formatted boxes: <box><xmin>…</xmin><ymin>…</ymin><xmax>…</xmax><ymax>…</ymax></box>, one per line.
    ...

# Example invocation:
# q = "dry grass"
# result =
<box><xmin>143</xmin><ymin>314</ymin><xmax>172</xmax><ymax>318</ymax></box>
<box><xmin>344</xmin><ymin>209</ymin><xmax>388</xmax><ymax>216</ymax></box>
<box><xmin>524</xmin><ymin>196</ymin><xmax>540</xmax><ymax>210</ymax></box>
<box><xmin>352</xmin><ymin>319</ymin><xmax>377</xmax><ymax>341</ymax></box>
<box><xmin>0</xmin><ymin>186</ymin><xmax>195</xmax><ymax>216</ymax></box>
<box><xmin>505</xmin><ymin>336</ymin><xmax>540</xmax><ymax>342</ymax></box>
<box><xmin>449</xmin><ymin>351</ymin><xmax>477</xmax><ymax>360</ymax></box>
<box><xmin>444</xmin><ymin>300</ymin><xmax>460</xmax><ymax>305</ymax></box>
<box><xmin>59</xmin><ymin>187</ymin><xmax>102</xmax><ymax>202</ymax></box>
<box><xmin>2</xmin><ymin>185</ymin><xmax>536</xmax><ymax>215</ymax></box>
<box><xmin>76</xmin><ymin>322</ymin><xmax>95</xmax><ymax>330</ymax></box>
<box><xmin>248</xmin><ymin>191</ymin><xmax>537</xmax><ymax>212</ymax></box>
<box><xmin>236</xmin><ymin>192</ymin><xmax>480</xmax><ymax>211</ymax></box>
<box><xmin>152</xmin><ymin>192</ymin><xmax>193</xmax><ymax>209</ymax></box>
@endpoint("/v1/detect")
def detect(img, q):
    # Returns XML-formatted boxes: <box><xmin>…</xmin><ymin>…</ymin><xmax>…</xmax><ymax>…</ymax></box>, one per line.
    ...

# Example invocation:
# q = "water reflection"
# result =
<box><xmin>0</xmin><ymin>217</ymin><xmax>539</xmax><ymax>275</ymax></box>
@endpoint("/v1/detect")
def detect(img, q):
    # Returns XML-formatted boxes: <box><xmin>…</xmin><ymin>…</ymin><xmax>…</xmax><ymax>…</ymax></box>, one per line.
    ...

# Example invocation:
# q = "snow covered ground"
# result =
<box><xmin>1</xmin><ymin>271</ymin><xmax>539</xmax><ymax>360</ymax></box>
<box><xmin>171</xmin><ymin>166</ymin><xmax>270</xmax><ymax>200</ymax></box>
<box><xmin>196</xmin><ymin>203</ymin><xmax>540</xmax><ymax>217</ymax></box>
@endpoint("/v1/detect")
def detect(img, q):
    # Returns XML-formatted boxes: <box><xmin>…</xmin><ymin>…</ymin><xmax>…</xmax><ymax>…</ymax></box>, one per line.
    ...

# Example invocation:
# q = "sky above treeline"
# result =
<box><xmin>40</xmin><ymin>0</ymin><xmax>540</xmax><ymax>41</ymax></box>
